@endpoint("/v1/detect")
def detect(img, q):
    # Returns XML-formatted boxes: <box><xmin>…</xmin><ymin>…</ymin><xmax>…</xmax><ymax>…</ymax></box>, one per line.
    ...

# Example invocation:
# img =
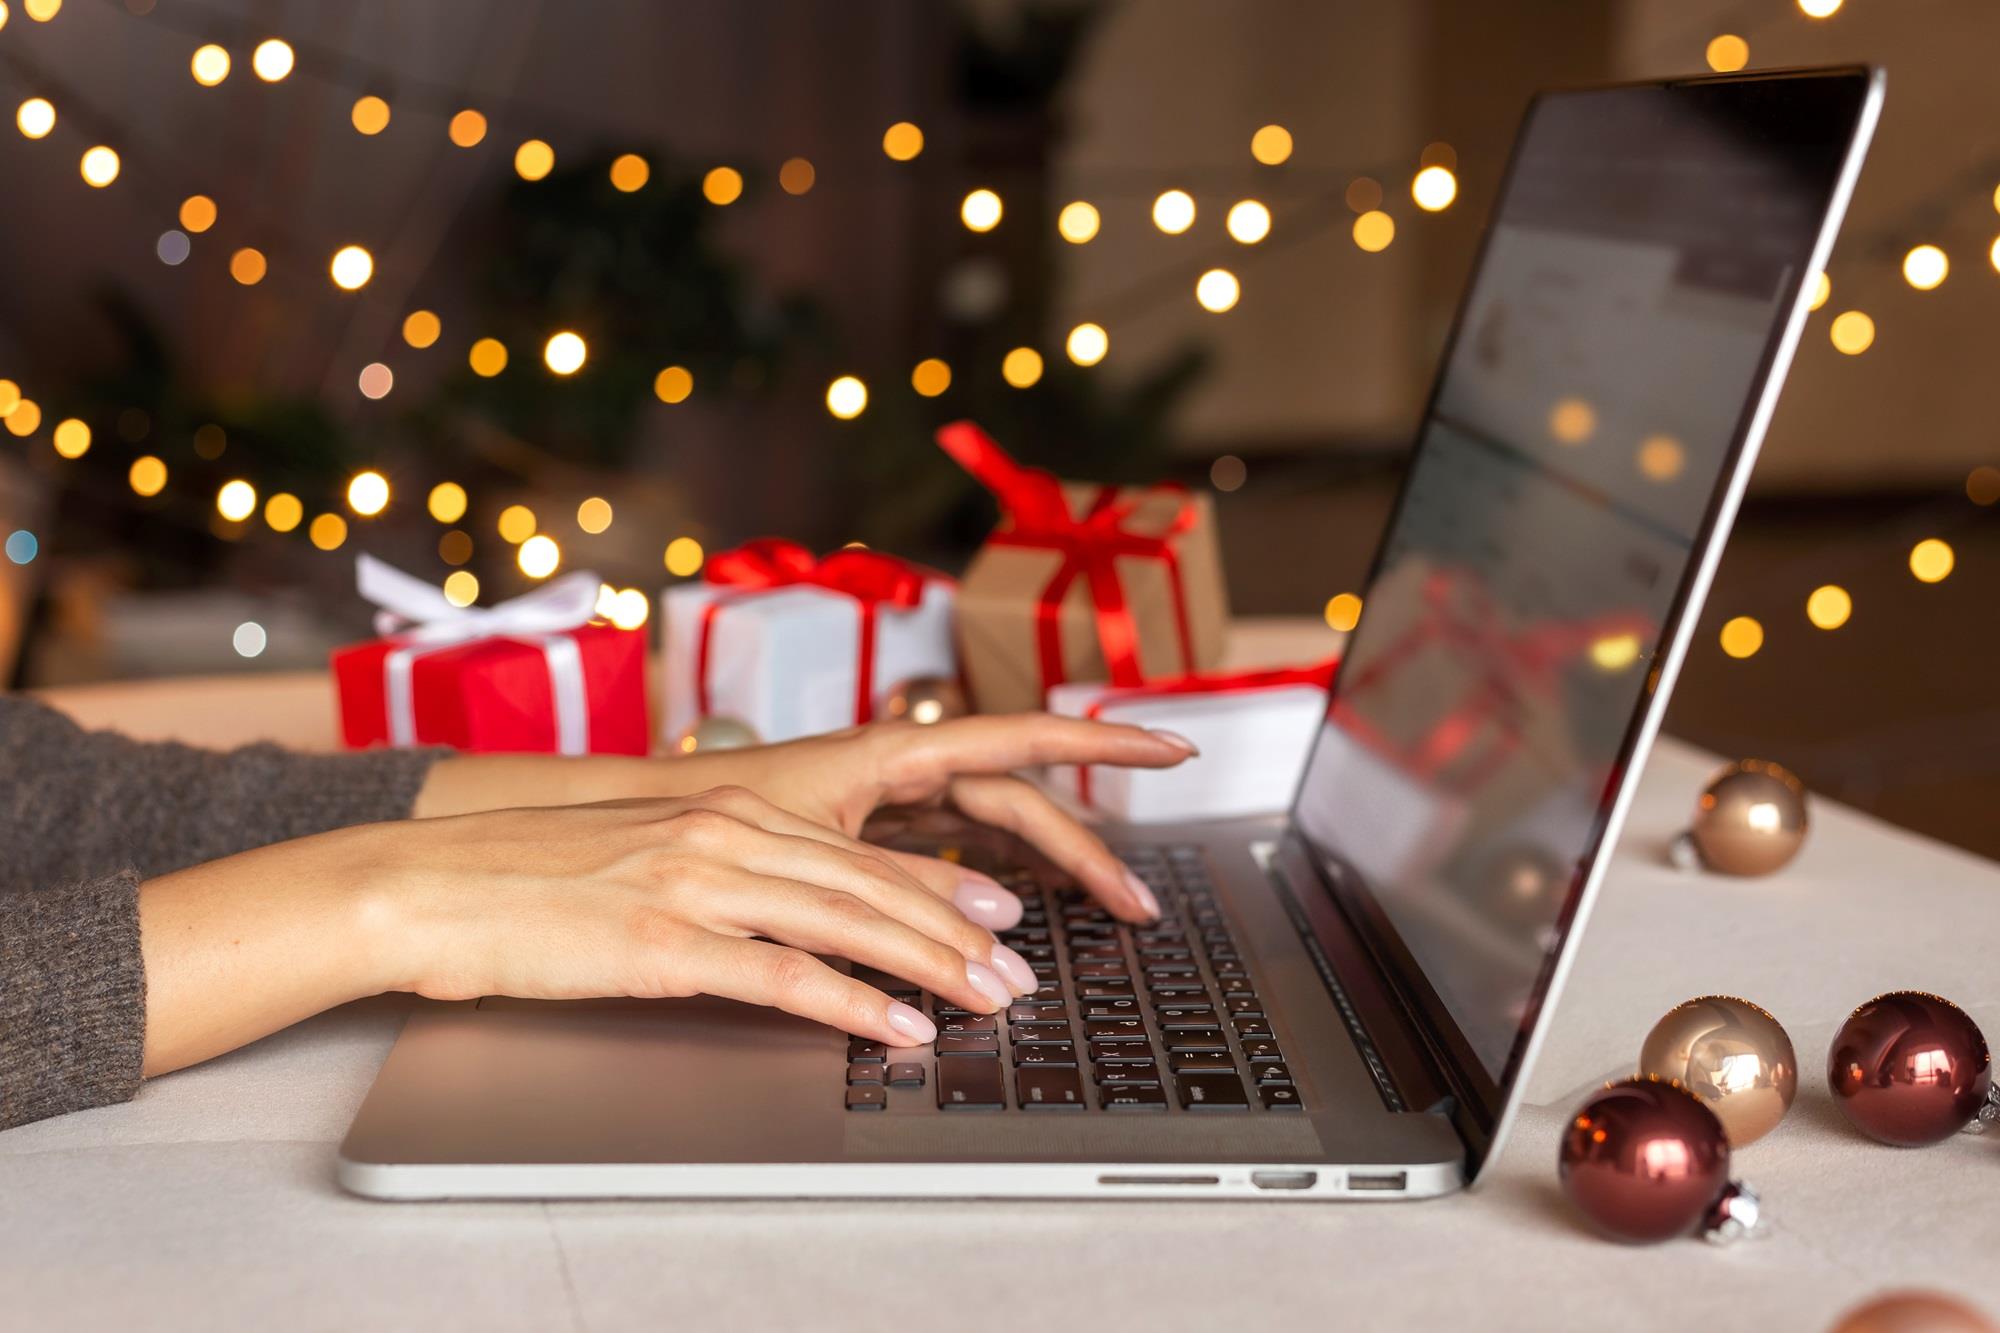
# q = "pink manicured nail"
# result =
<box><xmin>989</xmin><ymin>943</ymin><xmax>1038</xmax><ymax>995</ymax></box>
<box><xmin>1149</xmin><ymin>728</ymin><xmax>1201</xmax><ymax>756</ymax></box>
<box><xmin>964</xmin><ymin>960</ymin><xmax>1013</xmax><ymax>1010</ymax></box>
<box><xmin>1123</xmin><ymin>868</ymin><xmax>1162</xmax><ymax>920</ymax></box>
<box><xmin>886</xmin><ymin>1001</ymin><xmax>936</xmax><ymax>1046</ymax></box>
<box><xmin>954</xmin><ymin>876</ymin><xmax>1024</xmax><ymax>930</ymax></box>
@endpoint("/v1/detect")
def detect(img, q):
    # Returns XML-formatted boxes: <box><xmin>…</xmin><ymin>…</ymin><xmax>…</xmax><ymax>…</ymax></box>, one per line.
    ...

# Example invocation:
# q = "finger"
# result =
<box><xmin>686</xmin><ymin>935</ymin><xmax>937</xmax><ymax>1047</ymax></box>
<box><xmin>947</xmin><ymin>773</ymin><xmax>1160</xmax><ymax>923</ymax></box>
<box><xmin>879</xmin><ymin>850</ymin><xmax>1025</xmax><ymax>931</ymax></box>
<box><xmin>881</xmin><ymin>714</ymin><xmax>1197</xmax><ymax>804</ymax></box>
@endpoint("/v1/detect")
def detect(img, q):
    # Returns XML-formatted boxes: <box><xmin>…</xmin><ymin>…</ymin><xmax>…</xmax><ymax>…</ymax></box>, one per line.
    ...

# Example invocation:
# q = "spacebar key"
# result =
<box><xmin>937</xmin><ymin>1055</ymin><xmax>1006</xmax><ymax>1110</ymax></box>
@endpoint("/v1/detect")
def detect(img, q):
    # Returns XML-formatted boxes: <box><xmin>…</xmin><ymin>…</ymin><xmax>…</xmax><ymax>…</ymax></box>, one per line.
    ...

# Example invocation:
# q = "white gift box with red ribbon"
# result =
<box><xmin>1045</xmin><ymin>662</ymin><xmax>1335</xmax><ymax>823</ymax></box>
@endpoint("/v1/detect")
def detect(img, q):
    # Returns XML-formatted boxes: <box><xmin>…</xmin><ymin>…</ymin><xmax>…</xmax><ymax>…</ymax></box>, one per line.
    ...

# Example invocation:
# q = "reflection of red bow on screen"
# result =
<box><xmin>937</xmin><ymin>420</ymin><xmax>1197</xmax><ymax>690</ymax></box>
<box><xmin>697</xmin><ymin>538</ymin><xmax>934</xmax><ymax>724</ymax></box>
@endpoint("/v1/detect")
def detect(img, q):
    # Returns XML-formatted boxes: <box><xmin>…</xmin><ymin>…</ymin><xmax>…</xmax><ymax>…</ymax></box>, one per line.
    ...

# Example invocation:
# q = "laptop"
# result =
<box><xmin>339</xmin><ymin>67</ymin><xmax>1881</xmax><ymax>1200</ymax></box>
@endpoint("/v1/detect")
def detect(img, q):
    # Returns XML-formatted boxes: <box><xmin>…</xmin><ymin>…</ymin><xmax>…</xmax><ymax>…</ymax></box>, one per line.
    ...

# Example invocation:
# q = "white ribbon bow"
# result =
<box><xmin>356</xmin><ymin>554</ymin><xmax>603</xmax><ymax>753</ymax></box>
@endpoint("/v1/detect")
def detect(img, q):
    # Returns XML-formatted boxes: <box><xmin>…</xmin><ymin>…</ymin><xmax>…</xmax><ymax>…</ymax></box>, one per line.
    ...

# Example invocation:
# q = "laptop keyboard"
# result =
<box><xmin>844</xmin><ymin>844</ymin><xmax>1300</xmax><ymax>1114</ymax></box>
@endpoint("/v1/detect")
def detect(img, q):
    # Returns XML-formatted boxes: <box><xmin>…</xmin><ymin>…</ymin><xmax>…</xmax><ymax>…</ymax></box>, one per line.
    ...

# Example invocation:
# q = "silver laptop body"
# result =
<box><xmin>339</xmin><ymin>68</ymin><xmax>1880</xmax><ymax>1201</ymax></box>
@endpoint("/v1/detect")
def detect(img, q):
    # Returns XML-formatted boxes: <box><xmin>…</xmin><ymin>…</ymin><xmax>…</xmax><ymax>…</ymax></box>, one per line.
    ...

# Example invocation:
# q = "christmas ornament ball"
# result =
<box><xmin>885</xmin><ymin>675</ymin><xmax>967</xmax><ymax>726</ymax></box>
<box><xmin>1678</xmin><ymin>758</ymin><xmax>1808</xmax><ymax>875</ymax></box>
<box><xmin>1828</xmin><ymin>1291</ymin><xmax>1999</xmax><ymax>1333</ymax></box>
<box><xmin>1638</xmin><ymin>995</ymin><xmax>1797</xmax><ymax>1146</ymax></box>
<box><xmin>1827</xmin><ymin>991</ymin><xmax>1991</xmax><ymax>1146</ymax></box>
<box><xmin>675</xmin><ymin>715</ymin><xmax>761</xmax><ymax>754</ymax></box>
<box><xmin>1558</xmin><ymin>1076</ymin><xmax>1739</xmax><ymax>1244</ymax></box>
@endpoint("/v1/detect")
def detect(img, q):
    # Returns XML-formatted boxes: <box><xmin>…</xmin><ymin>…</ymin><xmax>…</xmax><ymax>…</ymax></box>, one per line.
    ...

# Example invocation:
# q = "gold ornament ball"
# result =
<box><xmin>1829</xmin><ymin>1292</ymin><xmax>1999</xmax><ymax>1333</ymax></box>
<box><xmin>675</xmin><ymin>715</ymin><xmax>760</xmax><ymax>754</ymax></box>
<box><xmin>885</xmin><ymin>675</ymin><xmax>967</xmax><ymax>726</ymax></box>
<box><xmin>1678</xmin><ymin>758</ymin><xmax>1808</xmax><ymax>876</ymax></box>
<box><xmin>1638</xmin><ymin>994</ymin><xmax>1798</xmax><ymax>1146</ymax></box>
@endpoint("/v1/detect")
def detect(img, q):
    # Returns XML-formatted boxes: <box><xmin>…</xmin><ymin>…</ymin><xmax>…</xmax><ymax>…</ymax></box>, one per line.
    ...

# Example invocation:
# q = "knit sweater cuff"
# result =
<box><xmin>0</xmin><ymin>871</ymin><xmax>145</xmax><ymax>1131</ymax></box>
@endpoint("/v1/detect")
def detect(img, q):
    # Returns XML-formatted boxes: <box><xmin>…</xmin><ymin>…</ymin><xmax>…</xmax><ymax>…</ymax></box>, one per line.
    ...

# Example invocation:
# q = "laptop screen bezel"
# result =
<box><xmin>1279</xmin><ymin>66</ymin><xmax>1881</xmax><ymax>1178</ymax></box>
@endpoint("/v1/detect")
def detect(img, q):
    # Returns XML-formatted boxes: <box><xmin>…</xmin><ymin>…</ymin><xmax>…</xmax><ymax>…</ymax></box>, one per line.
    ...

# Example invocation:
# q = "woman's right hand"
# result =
<box><xmin>371</xmin><ymin>786</ymin><xmax>1040</xmax><ymax>1048</ymax></box>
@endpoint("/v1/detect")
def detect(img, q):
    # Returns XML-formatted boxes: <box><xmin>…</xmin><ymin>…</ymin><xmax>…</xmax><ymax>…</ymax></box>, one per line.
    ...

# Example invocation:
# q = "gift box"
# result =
<box><xmin>661</xmin><ymin>539</ymin><xmax>956</xmax><ymax>744</ymax></box>
<box><xmin>1046</xmin><ymin>661</ymin><xmax>1335</xmax><ymax>823</ymax></box>
<box><xmin>334</xmin><ymin>555</ymin><xmax>649</xmax><ymax>755</ymax></box>
<box><xmin>939</xmin><ymin>421</ymin><xmax>1229</xmax><ymax>714</ymax></box>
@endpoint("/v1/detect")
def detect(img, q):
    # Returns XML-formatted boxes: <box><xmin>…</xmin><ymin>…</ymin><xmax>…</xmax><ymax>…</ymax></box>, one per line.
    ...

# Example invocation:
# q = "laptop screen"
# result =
<box><xmin>1293</xmin><ymin>73</ymin><xmax>1873</xmax><ymax>1114</ymax></box>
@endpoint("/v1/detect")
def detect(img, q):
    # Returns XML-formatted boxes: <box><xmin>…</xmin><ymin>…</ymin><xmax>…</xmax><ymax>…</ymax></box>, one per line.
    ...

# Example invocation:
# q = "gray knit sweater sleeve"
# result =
<box><xmin>1</xmin><ymin>694</ymin><xmax>443</xmax><ymax>1130</ymax></box>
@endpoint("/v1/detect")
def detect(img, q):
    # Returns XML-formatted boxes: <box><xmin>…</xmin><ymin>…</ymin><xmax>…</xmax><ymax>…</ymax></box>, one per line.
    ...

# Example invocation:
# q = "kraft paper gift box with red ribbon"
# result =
<box><xmin>660</xmin><ymin>538</ymin><xmax>956</xmax><ymax>745</ymax></box>
<box><xmin>333</xmin><ymin>554</ymin><xmax>649</xmax><ymax>755</ymax></box>
<box><xmin>1046</xmin><ymin>661</ymin><xmax>1336</xmax><ymax>823</ymax></box>
<box><xmin>938</xmin><ymin>421</ymin><xmax>1229</xmax><ymax>715</ymax></box>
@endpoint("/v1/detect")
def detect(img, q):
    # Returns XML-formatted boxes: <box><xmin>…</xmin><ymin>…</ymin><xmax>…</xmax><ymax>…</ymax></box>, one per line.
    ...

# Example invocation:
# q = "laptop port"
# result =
<box><xmin>1250</xmin><ymin>1171</ymin><xmax>1318</xmax><ymax>1191</ymax></box>
<box><xmin>1096</xmin><ymin>1174</ymin><xmax>1220</xmax><ymax>1187</ymax></box>
<box><xmin>1345</xmin><ymin>1172</ymin><xmax>1407</xmax><ymax>1192</ymax></box>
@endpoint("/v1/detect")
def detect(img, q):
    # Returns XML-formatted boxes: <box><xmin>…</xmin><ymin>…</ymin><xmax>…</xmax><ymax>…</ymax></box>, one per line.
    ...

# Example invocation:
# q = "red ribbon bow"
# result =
<box><xmin>937</xmin><ymin>420</ymin><xmax>1197</xmax><ymax>696</ymax></box>
<box><xmin>696</xmin><ymin>538</ymin><xmax>934</xmax><ymax>724</ymax></box>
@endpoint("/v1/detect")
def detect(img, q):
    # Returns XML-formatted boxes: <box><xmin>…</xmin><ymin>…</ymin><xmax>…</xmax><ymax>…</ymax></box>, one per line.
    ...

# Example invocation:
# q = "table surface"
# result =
<box><xmin>11</xmin><ymin>635</ymin><xmax>2000</xmax><ymax>1332</ymax></box>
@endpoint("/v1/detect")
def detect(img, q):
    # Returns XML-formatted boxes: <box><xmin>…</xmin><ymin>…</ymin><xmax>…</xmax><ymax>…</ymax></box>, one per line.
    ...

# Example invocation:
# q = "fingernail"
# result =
<box><xmin>1149</xmin><ymin>728</ymin><xmax>1201</xmax><ymax>756</ymax></box>
<box><xmin>989</xmin><ymin>942</ymin><xmax>1038</xmax><ymax>995</ymax></box>
<box><xmin>954</xmin><ymin>875</ymin><xmax>1025</xmax><ymax>930</ymax></box>
<box><xmin>964</xmin><ymin>960</ymin><xmax>1013</xmax><ymax>1010</ymax></box>
<box><xmin>886</xmin><ymin>1000</ymin><xmax>937</xmax><ymax>1046</ymax></box>
<box><xmin>1123</xmin><ymin>868</ymin><xmax>1162</xmax><ymax>920</ymax></box>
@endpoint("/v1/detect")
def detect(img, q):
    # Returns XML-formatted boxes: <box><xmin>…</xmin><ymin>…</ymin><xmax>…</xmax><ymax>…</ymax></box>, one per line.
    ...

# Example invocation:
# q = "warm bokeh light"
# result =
<box><xmin>1345</xmin><ymin>177</ymin><xmax>1383</xmax><ymax>214</ymax></box>
<box><xmin>469</xmin><ymin>338</ymin><xmax>508</xmax><ymax>376</ymax></box>
<box><xmin>1324</xmin><ymin>593</ymin><xmax>1363</xmax><ymax>632</ymax></box>
<box><xmin>1829</xmin><ymin>310</ymin><xmax>1874</xmax><ymax>354</ymax></box>
<box><xmin>1909</xmin><ymin>538</ymin><xmax>1955</xmax><ymax>584</ymax></box>
<box><xmin>129</xmin><ymin>455</ymin><xmax>168</xmax><ymax>497</ymax></box>
<box><xmin>702</xmin><ymin>166</ymin><xmax>743</xmax><ymax>205</ymax></box>
<box><xmin>1549</xmin><ymin>397</ymin><xmax>1598</xmax><ymax>445</ymax></box>
<box><xmin>190</xmin><ymin>44</ymin><xmax>231</xmax><ymax>86</ymax></box>
<box><xmin>1042</xmin><ymin>203</ymin><xmax>1098</xmax><ymax>250</ymax></box>
<box><xmin>51</xmin><ymin>418</ymin><xmax>90</xmax><ymax>459</ymax></box>
<box><xmin>882</xmin><ymin>121</ymin><xmax>924</xmax><ymax>161</ymax></box>
<box><xmin>1967</xmin><ymin>465</ymin><xmax>2000</xmax><ymax>506</ymax></box>
<box><xmin>577</xmin><ymin>496</ymin><xmax>613</xmax><ymax>534</ymax></box>
<box><xmin>309</xmin><ymin>513</ymin><xmax>347</xmax><ymax>551</ymax></box>
<box><xmin>80</xmin><ymin>146</ymin><xmax>120</xmax><ymax>187</ymax></box>
<box><xmin>192</xmin><ymin>423</ymin><xmax>226</xmax><ymax>460</ymax></box>
<box><xmin>1719</xmin><ymin>616</ymin><xmax>1763</xmax><ymax>659</ymax></box>
<box><xmin>402</xmin><ymin>309</ymin><xmax>441</xmax><ymax>349</ymax></box>
<box><xmin>1250</xmin><ymin>124</ymin><xmax>1293</xmax><ymax>166</ymax></box>
<box><xmin>180</xmin><ymin>194</ymin><xmax>217</xmax><ymax>233</ymax></box>
<box><xmin>1990</xmin><ymin>236</ymin><xmax>2000</xmax><ymax>276</ymax></box>
<box><xmin>427</xmin><ymin>482</ymin><xmax>468</xmax><ymax>524</ymax></box>
<box><xmin>438</xmin><ymin>529</ymin><xmax>473</xmax><ymax>565</ymax></box>
<box><xmin>1066</xmin><ymin>322</ymin><xmax>1109</xmax><ymax>366</ymax></box>
<box><xmin>1226</xmin><ymin>200</ymin><xmax>1271</xmax><ymax>244</ymax></box>
<box><xmin>609</xmin><ymin>153</ymin><xmax>650</xmax><ymax>192</ymax></box>
<box><xmin>826</xmin><ymin>375</ymin><xmax>868</xmax><ymax>419</ymax></box>
<box><xmin>497</xmin><ymin>504</ymin><xmax>537</xmax><ymax>544</ymax></box>
<box><xmin>351</xmin><ymin>95</ymin><xmax>390</xmax><ymax>135</ymax></box>
<box><xmin>653</xmin><ymin>365</ymin><xmax>693</xmax><ymax>403</ymax></box>
<box><xmin>1589</xmin><ymin>633</ymin><xmax>1641</xmax><ymax>672</ymax></box>
<box><xmin>1151</xmin><ymin>190</ymin><xmax>1195</xmax><ymax>235</ymax></box>
<box><xmin>0</xmin><ymin>380</ymin><xmax>19</xmax><ymax>417</ymax></box>
<box><xmin>1210</xmin><ymin>455</ymin><xmax>1247</xmax><ymax>492</ymax></box>
<box><xmin>1353</xmin><ymin>210</ymin><xmax>1395</xmax><ymax>252</ymax></box>
<box><xmin>777</xmin><ymin>156</ymin><xmax>815</xmax><ymax>195</ymax></box>
<box><xmin>346</xmin><ymin>470</ymin><xmax>390</xmax><ymax>516</ymax></box>
<box><xmin>2</xmin><ymin>398</ymin><xmax>38</xmax><ymax>436</ymax></box>
<box><xmin>961</xmin><ymin>188</ymin><xmax>1002</xmax><ymax>232</ymax></box>
<box><xmin>1902</xmin><ymin>244</ymin><xmax>1948</xmax><ymax>290</ymax></box>
<box><xmin>231</xmin><ymin>620</ymin><xmax>266</xmax><ymax>658</ymax></box>
<box><xmin>251</xmin><ymin>38</ymin><xmax>294</xmax><ymax>82</ymax></box>
<box><xmin>23</xmin><ymin>0</ymin><xmax>58</xmax><ymax>19</ymax></box>
<box><xmin>543</xmin><ymin>331</ymin><xmax>587</xmax><ymax>375</ymax></box>
<box><xmin>1637</xmin><ymin>435</ymin><xmax>1685</xmax><ymax>481</ymax></box>
<box><xmin>1411</xmin><ymin>166</ymin><xmax>1457</xmax><ymax>211</ymax></box>
<box><xmin>448</xmin><ymin>109</ymin><xmax>486</xmax><ymax>147</ymax></box>
<box><xmin>16</xmin><ymin>97</ymin><xmax>55</xmax><ymax>139</ymax></box>
<box><xmin>664</xmin><ymin>536</ymin><xmax>704</xmax><ymax>577</ymax></box>
<box><xmin>1806</xmin><ymin>584</ymin><xmax>1852</xmax><ymax>630</ymax></box>
<box><xmin>216</xmin><ymin>479</ymin><xmax>257</xmax><ymax>522</ymax></box>
<box><xmin>357</xmin><ymin>362</ymin><xmax>394</xmax><ymax>399</ymax></box>
<box><xmin>1194</xmin><ymin>268</ymin><xmax>1240</xmax><ymax>313</ymax></box>
<box><xmin>443</xmin><ymin>571</ymin><xmax>480</xmax><ymax>608</ymax></box>
<box><xmin>329</xmin><ymin>244</ymin><xmax>374</xmax><ymax>290</ymax></box>
<box><xmin>229</xmin><ymin>248</ymin><xmax>267</xmax><ymax>285</ymax></box>
<box><xmin>514</xmin><ymin>139</ymin><xmax>555</xmax><ymax>181</ymax></box>
<box><xmin>516</xmin><ymin>534</ymin><xmax>560</xmax><ymax>579</ymax></box>
<box><xmin>1799</xmin><ymin>0</ymin><xmax>1841</xmax><ymax>15</ymax></box>
<box><xmin>1809</xmin><ymin>271</ymin><xmax>1830</xmax><ymax>311</ymax></box>
<box><xmin>911</xmin><ymin>358</ymin><xmax>951</xmax><ymax>397</ymax></box>
<box><xmin>1001</xmin><ymin>347</ymin><xmax>1044</xmax><ymax>388</ymax></box>
<box><xmin>607</xmin><ymin>588</ymin><xmax>650</xmax><ymax>631</ymax></box>
<box><xmin>1705</xmin><ymin>34</ymin><xmax>1749</xmax><ymax>73</ymax></box>
<box><xmin>264</xmin><ymin>492</ymin><xmax>303</xmax><ymax>532</ymax></box>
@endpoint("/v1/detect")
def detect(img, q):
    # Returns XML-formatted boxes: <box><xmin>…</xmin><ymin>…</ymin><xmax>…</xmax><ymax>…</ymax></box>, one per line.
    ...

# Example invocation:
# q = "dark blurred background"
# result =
<box><xmin>2</xmin><ymin>0</ymin><xmax>1996</xmax><ymax>856</ymax></box>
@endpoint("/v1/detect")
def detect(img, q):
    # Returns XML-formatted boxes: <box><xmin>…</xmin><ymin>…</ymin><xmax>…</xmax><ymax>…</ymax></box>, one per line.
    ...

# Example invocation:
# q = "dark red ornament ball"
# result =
<box><xmin>1827</xmin><ymin>991</ymin><xmax>1991</xmax><ymax>1147</ymax></box>
<box><xmin>1558</xmin><ymin>1076</ymin><xmax>1731</xmax><ymax>1243</ymax></box>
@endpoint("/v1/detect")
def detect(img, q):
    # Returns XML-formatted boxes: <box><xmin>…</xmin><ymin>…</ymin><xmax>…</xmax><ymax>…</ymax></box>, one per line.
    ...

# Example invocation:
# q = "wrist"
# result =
<box><xmin>333</xmin><ymin>820</ymin><xmax>437</xmax><ymax>997</ymax></box>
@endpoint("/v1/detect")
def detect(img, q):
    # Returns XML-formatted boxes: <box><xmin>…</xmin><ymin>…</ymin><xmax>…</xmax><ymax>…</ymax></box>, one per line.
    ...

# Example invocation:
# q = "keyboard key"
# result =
<box><xmin>887</xmin><ymin>1062</ymin><xmax>927</xmax><ymax>1087</ymax></box>
<box><xmin>1158</xmin><ymin>1011</ymin><xmax>1220</xmax><ymax>1031</ymax></box>
<box><xmin>1258</xmin><ymin>1083</ymin><xmax>1303</xmax><ymax>1111</ymax></box>
<box><xmin>1148</xmin><ymin>979</ymin><xmax>1207</xmax><ymax>996</ymax></box>
<box><xmin>1079</xmin><ymin>983</ymin><xmax>1137</xmax><ymax>1000</ymax></box>
<box><xmin>938</xmin><ymin>1014</ymin><xmax>998</xmax><ymax>1035</ymax></box>
<box><xmin>1094</xmin><ymin>1059</ymin><xmax>1161</xmax><ymax>1085</ymax></box>
<box><xmin>847</xmin><ymin>1062</ymin><xmax>883</xmax><ymax>1084</ymax></box>
<box><xmin>1009</xmin><ymin>1002</ymin><xmax>1064</xmax><ymax>1023</ymax></box>
<box><xmin>1073</xmin><ymin>961</ymin><xmax>1131</xmax><ymax>980</ymax></box>
<box><xmin>1242</xmin><ymin>1039</ymin><xmax>1283</xmax><ymax>1062</ymax></box>
<box><xmin>1225</xmin><ymin>996</ymin><xmax>1264</xmax><ymax>1018</ymax></box>
<box><xmin>1013</xmin><ymin>1042</ymin><xmax>1079</xmax><ymax>1067</ymax></box>
<box><xmin>1170</xmin><ymin>1050</ymin><xmax>1237</xmax><ymax>1073</ymax></box>
<box><xmin>846</xmin><ymin>1086</ymin><xmax>888</xmax><ymax>1111</ymax></box>
<box><xmin>1085</xmin><ymin>1019</ymin><xmax>1148</xmax><ymax>1041</ymax></box>
<box><xmin>1101</xmin><ymin>1084</ymin><xmax>1168</xmax><ymax>1112</ymax></box>
<box><xmin>1145</xmin><ymin>962</ymin><xmax>1198</xmax><ymax>979</ymax></box>
<box><xmin>1090</xmin><ymin>1038</ymin><xmax>1153</xmax><ymax>1061</ymax></box>
<box><xmin>1176</xmin><ymin>1073</ymin><xmax>1250</xmax><ymax>1111</ymax></box>
<box><xmin>1070</xmin><ymin>944</ymin><xmax>1124</xmax><ymax>963</ymax></box>
<box><xmin>1031</xmin><ymin>980</ymin><xmax>1065</xmax><ymax>1002</ymax></box>
<box><xmin>1233</xmin><ymin>1018</ymin><xmax>1274</xmax><ymax>1039</ymax></box>
<box><xmin>1254</xmin><ymin>1062</ymin><xmax>1295</xmax><ymax>1084</ymax></box>
<box><xmin>936</xmin><ymin>1032</ymin><xmax>1000</xmax><ymax>1057</ymax></box>
<box><xmin>937</xmin><ymin>1057</ymin><xmax>1006</xmax><ymax>1110</ymax></box>
<box><xmin>1166</xmin><ymin>1031</ymin><xmax>1229</xmax><ymax>1053</ymax></box>
<box><xmin>1009</xmin><ymin>1022</ymin><xmax>1073</xmax><ymax>1044</ymax></box>
<box><xmin>848</xmin><ymin>1040</ymin><xmax>887</xmax><ymax>1063</ymax></box>
<box><xmin>1017</xmin><ymin>1067</ymin><xmax>1086</xmax><ymax>1110</ymax></box>
<box><xmin>1138</xmin><ymin>945</ymin><xmax>1192</xmax><ymax>961</ymax></box>
<box><xmin>1083</xmin><ymin>998</ymin><xmax>1142</xmax><ymax>1020</ymax></box>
